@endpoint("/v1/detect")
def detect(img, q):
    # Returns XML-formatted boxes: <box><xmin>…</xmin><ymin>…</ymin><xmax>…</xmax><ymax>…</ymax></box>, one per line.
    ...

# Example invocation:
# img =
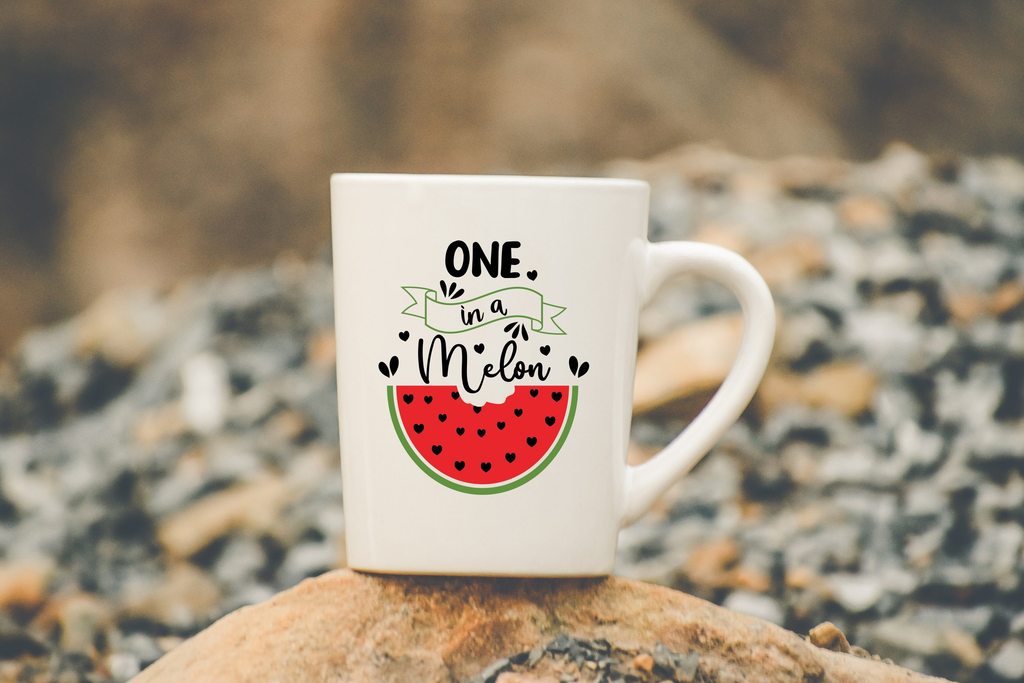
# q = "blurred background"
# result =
<box><xmin>2</xmin><ymin>2</ymin><xmax>1024</xmax><ymax>682</ymax></box>
<box><xmin>2</xmin><ymin>0</ymin><xmax>1024</xmax><ymax>349</ymax></box>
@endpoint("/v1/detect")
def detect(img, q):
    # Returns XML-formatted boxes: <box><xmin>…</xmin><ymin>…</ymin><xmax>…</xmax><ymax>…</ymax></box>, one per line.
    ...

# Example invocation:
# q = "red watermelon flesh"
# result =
<box><xmin>389</xmin><ymin>384</ymin><xmax>575</xmax><ymax>492</ymax></box>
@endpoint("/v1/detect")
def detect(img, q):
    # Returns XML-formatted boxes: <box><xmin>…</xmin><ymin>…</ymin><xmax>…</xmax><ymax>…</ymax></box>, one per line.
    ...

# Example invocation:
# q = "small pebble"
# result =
<box><xmin>632</xmin><ymin>652</ymin><xmax>654</xmax><ymax>673</ymax></box>
<box><xmin>809</xmin><ymin>622</ymin><xmax>851</xmax><ymax>653</ymax></box>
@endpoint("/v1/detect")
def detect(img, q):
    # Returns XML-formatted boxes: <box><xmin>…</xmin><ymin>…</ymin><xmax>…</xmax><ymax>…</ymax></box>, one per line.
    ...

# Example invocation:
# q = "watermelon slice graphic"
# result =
<box><xmin>387</xmin><ymin>385</ymin><xmax>578</xmax><ymax>494</ymax></box>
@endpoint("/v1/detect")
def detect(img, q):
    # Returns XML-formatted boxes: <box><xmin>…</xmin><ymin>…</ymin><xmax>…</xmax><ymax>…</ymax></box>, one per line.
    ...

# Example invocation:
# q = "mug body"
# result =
<box><xmin>331</xmin><ymin>174</ymin><xmax>649</xmax><ymax>575</ymax></box>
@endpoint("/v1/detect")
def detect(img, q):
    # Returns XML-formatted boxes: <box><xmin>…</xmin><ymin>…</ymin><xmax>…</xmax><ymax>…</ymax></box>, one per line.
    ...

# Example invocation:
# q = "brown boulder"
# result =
<box><xmin>133</xmin><ymin>570</ymin><xmax>948</xmax><ymax>683</ymax></box>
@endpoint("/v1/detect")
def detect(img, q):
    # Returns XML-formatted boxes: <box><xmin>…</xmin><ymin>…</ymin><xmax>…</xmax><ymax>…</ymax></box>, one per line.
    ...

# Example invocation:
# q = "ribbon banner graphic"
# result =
<box><xmin>402</xmin><ymin>286</ymin><xmax>566</xmax><ymax>335</ymax></box>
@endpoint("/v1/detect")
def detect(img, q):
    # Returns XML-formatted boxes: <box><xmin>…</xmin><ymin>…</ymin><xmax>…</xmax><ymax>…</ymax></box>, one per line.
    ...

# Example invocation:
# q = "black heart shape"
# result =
<box><xmin>551</xmin><ymin>391</ymin><xmax>562</xmax><ymax>402</ymax></box>
<box><xmin>526</xmin><ymin>436</ymin><xmax>538</xmax><ymax>447</ymax></box>
<box><xmin>423</xmin><ymin>395</ymin><xmax>433</xmax><ymax>404</ymax></box>
<box><xmin>514</xmin><ymin>408</ymin><xmax>523</xmax><ymax>417</ymax></box>
<box><xmin>529</xmin><ymin>389</ymin><xmax>539</xmax><ymax>398</ymax></box>
<box><xmin>413</xmin><ymin>424</ymin><xmax>424</xmax><ymax>434</ymax></box>
<box><xmin>456</xmin><ymin>427</ymin><xmax>465</xmax><ymax>436</ymax></box>
<box><xmin>496</xmin><ymin>421</ymin><xmax>506</xmax><ymax>430</ymax></box>
<box><xmin>473</xmin><ymin>406</ymin><xmax>483</xmax><ymax>414</ymax></box>
<box><xmin>477</xmin><ymin>428</ymin><xmax>486</xmax><ymax>437</ymax></box>
<box><xmin>438</xmin><ymin>413</ymin><xmax>447</xmax><ymax>422</ymax></box>
<box><xmin>474</xmin><ymin>343</ymin><xmax>485</xmax><ymax>354</ymax></box>
<box><xmin>431</xmin><ymin>445</ymin><xmax>442</xmax><ymax>455</ymax></box>
<box><xmin>480</xmin><ymin>462</ymin><xmax>492</xmax><ymax>472</ymax></box>
<box><xmin>402</xmin><ymin>394</ymin><xmax>414</xmax><ymax>404</ymax></box>
<box><xmin>399</xmin><ymin>331</ymin><xmax>410</xmax><ymax>341</ymax></box>
<box><xmin>505</xmin><ymin>452</ymin><xmax>516</xmax><ymax>463</ymax></box>
<box><xmin>527</xmin><ymin>270</ymin><xmax>538</xmax><ymax>280</ymax></box>
<box><xmin>545</xmin><ymin>416</ymin><xmax>556</xmax><ymax>427</ymax></box>
<box><xmin>451</xmin><ymin>391</ymin><xmax>460</xmax><ymax>400</ymax></box>
<box><xmin>539</xmin><ymin>345</ymin><xmax>550</xmax><ymax>356</ymax></box>
<box><xmin>454</xmin><ymin>460</ymin><xmax>465</xmax><ymax>471</ymax></box>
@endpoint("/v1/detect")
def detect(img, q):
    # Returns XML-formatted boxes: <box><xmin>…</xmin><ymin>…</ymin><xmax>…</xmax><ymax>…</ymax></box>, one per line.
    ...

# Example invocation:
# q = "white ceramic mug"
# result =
<box><xmin>331</xmin><ymin>174</ymin><xmax>774</xmax><ymax>576</ymax></box>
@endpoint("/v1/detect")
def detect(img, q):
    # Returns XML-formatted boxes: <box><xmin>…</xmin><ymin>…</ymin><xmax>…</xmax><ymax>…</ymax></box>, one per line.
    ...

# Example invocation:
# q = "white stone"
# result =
<box><xmin>723</xmin><ymin>590</ymin><xmax>784</xmax><ymax>625</ymax></box>
<box><xmin>180</xmin><ymin>352</ymin><xmax>231</xmax><ymax>434</ymax></box>
<box><xmin>827</xmin><ymin>573</ymin><xmax>885</xmax><ymax>613</ymax></box>
<box><xmin>990</xmin><ymin>639</ymin><xmax>1024</xmax><ymax>680</ymax></box>
<box><xmin>107</xmin><ymin>653</ymin><xmax>141</xmax><ymax>679</ymax></box>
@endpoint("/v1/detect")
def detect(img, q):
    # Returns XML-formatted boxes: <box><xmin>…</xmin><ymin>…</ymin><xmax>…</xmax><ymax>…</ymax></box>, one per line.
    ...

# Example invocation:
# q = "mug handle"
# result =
<box><xmin>621</xmin><ymin>241</ymin><xmax>776</xmax><ymax>525</ymax></box>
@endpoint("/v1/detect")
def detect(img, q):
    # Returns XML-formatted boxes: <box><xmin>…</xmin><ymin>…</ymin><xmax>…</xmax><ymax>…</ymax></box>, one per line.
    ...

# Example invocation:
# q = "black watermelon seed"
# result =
<box><xmin>551</xmin><ymin>391</ymin><xmax>562</xmax><ymax>402</ymax></box>
<box><xmin>496</xmin><ymin>421</ymin><xmax>506</xmax><ymax>430</ymax></box>
<box><xmin>477</xmin><ymin>428</ymin><xmax>486</xmax><ymax>437</ymax></box>
<box><xmin>413</xmin><ymin>424</ymin><xmax>424</xmax><ymax>434</ymax></box>
<box><xmin>454</xmin><ymin>461</ymin><xmax>465</xmax><ymax>471</ymax></box>
<box><xmin>480</xmin><ymin>462</ymin><xmax>492</xmax><ymax>472</ymax></box>
<box><xmin>514</xmin><ymin>408</ymin><xmax>523</xmax><ymax>417</ymax></box>
<box><xmin>431</xmin><ymin>445</ymin><xmax>442</xmax><ymax>455</ymax></box>
<box><xmin>526</xmin><ymin>436</ymin><xmax>538</xmax><ymax>447</ymax></box>
<box><xmin>473</xmin><ymin>406</ymin><xmax>483</xmax><ymax>414</ymax></box>
<box><xmin>545</xmin><ymin>416</ymin><xmax>556</xmax><ymax>426</ymax></box>
<box><xmin>505</xmin><ymin>452</ymin><xmax>516</xmax><ymax>463</ymax></box>
<box><xmin>423</xmin><ymin>395</ymin><xmax>433</xmax><ymax>404</ymax></box>
<box><xmin>438</xmin><ymin>413</ymin><xmax>447</xmax><ymax>422</ymax></box>
<box><xmin>403</xmin><ymin>394</ymin><xmax>414</xmax><ymax>404</ymax></box>
<box><xmin>529</xmin><ymin>389</ymin><xmax>539</xmax><ymax>398</ymax></box>
<box><xmin>456</xmin><ymin>427</ymin><xmax>465</xmax><ymax>436</ymax></box>
<box><xmin>451</xmin><ymin>391</ymin><xmax>460</xmax><ymax>399</ymax></box>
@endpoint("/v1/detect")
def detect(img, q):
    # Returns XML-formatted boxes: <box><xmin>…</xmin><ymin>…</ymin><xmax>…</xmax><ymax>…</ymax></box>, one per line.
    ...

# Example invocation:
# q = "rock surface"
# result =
<box><xmin>134</xmin><ymin>570</ymin><xmax>946</xmax><ymax>683</ymax></box>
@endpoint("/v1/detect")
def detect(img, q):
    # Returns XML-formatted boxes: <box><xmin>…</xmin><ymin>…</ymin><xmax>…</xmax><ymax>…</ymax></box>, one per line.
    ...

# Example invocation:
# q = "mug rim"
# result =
<box><xmin>331</xmin><ymin>172</ymin><xmax>648</xmax><ymax>191</ymax></box>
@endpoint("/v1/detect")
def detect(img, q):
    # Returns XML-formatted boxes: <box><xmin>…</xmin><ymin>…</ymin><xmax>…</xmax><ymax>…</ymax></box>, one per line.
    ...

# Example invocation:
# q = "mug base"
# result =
<box><xmin>347</xmin><ymin>563</ymin><xmax>613</xmax><ymax>578</ymax></box>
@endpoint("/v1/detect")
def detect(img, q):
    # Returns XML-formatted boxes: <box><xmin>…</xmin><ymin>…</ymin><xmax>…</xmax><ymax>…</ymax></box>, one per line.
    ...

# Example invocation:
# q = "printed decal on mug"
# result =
<box><xmin>376</xmin><ymin>240</ymin><xmax>589</xmax><ymax>494</ymax></box>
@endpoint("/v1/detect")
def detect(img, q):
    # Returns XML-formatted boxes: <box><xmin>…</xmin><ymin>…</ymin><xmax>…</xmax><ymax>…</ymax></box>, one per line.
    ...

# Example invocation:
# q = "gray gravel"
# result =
<box><xmin>0</xmin><ymin>145</ymin><xmax>1021</xmax><ymax>681</ymax></box>
<box><xmin>618</xmin><ymin>145</ymin><xmax>1024</xmax><ymax>683</ymax></box>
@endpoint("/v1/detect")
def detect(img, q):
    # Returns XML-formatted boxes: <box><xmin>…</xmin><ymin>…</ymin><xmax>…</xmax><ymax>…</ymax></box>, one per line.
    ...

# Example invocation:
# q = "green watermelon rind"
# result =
<box><xmin>387</xmin><ymin>385</ymin><xmax>578</xmax><ymax>495</ymax></box>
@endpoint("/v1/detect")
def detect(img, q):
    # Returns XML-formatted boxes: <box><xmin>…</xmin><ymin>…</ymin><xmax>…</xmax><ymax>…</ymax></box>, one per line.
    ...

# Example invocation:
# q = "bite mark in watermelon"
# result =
<box><xmin>387</xmin><ymin>384</ymin><xmax>577</xmax><ymax>494</ymax></box>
